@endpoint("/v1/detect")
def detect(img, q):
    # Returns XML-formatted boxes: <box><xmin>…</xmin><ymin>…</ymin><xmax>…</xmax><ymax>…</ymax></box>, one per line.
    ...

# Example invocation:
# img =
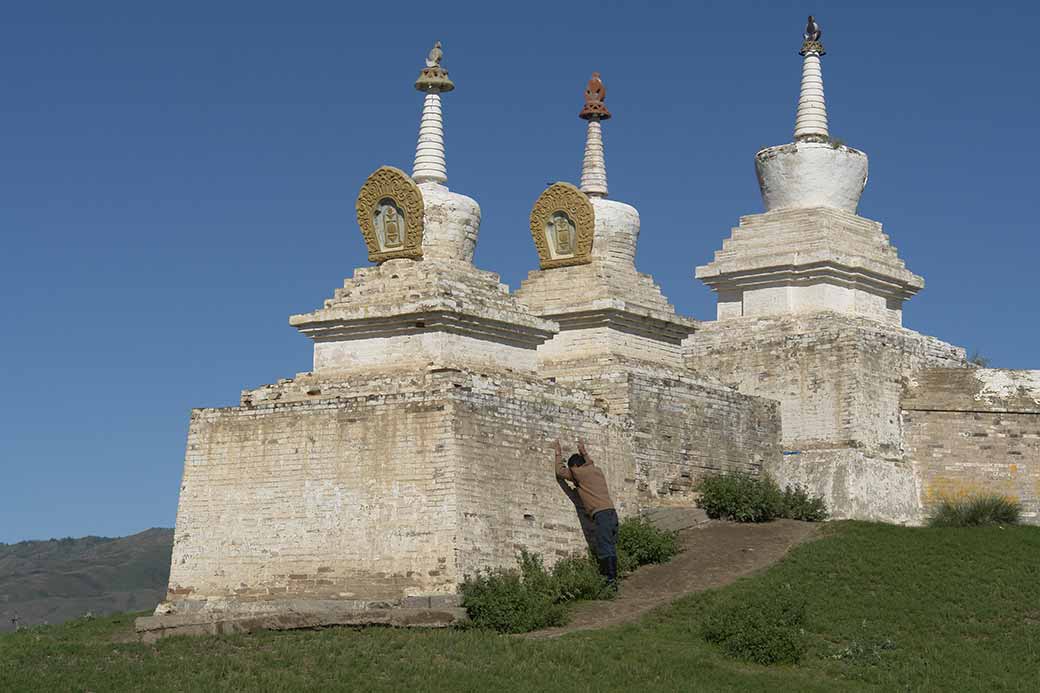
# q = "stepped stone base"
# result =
<box><xmin>135</xmin><ymin>601</ymin><xmax>466</xmax><ymax>642</ymax></box>
<box><xmin>696</xmin><ymin>207</ymin><xmax>923</xmax><ymax>325</ymax></box>
<box><xmin>162</xmin><ymin>369</ymin><xmax>621</xmax><ymax>613</ymax></box>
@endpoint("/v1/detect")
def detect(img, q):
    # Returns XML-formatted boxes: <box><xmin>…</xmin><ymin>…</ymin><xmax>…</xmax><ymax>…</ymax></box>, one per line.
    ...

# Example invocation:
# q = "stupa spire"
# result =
<box><xmin>794</xmin><ymin>16</ymin><xmax>828</xmax><ymax>140</ymax></box>
<box><xmin>412</xmin><ymin>41</ymin><xmax>455</xmax><ymax>185</ymax></box>
<box><xmin>579</xmin><ymin>72</ymin><xmax>611</xmax><ymax>198</ymax></box>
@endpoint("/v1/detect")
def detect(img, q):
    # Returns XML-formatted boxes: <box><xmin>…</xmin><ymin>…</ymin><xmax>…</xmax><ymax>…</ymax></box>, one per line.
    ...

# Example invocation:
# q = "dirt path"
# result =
<box><xmin>522</xmin><ymin>519</ymin><xmax>819</xmax><ymax>639</ymax></box>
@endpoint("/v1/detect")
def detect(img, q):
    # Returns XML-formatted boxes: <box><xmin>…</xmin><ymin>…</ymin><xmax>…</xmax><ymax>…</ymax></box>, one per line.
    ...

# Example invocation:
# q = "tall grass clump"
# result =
<box><xmin>696</xmin><ymin>472</ymin><xmax>828</xmax><ymax>522</ymax></box>
<box><xmin>928</xmin><ymin>494</ymin><xmax>1021</xmax><ymax>527</ymax></box>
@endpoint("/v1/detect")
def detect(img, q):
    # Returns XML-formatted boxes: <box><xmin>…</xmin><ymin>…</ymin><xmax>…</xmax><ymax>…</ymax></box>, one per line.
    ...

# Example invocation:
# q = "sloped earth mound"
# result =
<box><xmin>522</xmin><ymin>514</ymin><xmax>819</xmax><ymax>639</ymax></box>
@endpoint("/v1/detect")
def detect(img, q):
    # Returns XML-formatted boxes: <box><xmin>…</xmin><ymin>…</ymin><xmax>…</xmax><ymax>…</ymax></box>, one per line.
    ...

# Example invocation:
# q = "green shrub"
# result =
<box><xmin>701</xmin><ymin>584</ymin><xmax>808</xmax><ymax>665</ymax></box>
<box><xmin>461</xmin><ymin>521</ymin><xmax>683</xmax><ymax>632</ymax></box>
<box><xmin>928</xmin><ymin>494</ymin><xmax>1021</xmax><ymax>527</ymax></box>
<box><xmin>695</xmin><ymin>472</ymin><xmax>828</xmax><ymax>523</ymax></box>
<box><xmin>461</xmin><ymin>550</ymin><xmax>614</xmax><ymax>633</ymax></box>
<box><xmin>552</xmin><ymin>555</ymin><xmax>608</xmax><ymax>602</ymax></box>
<box><xmin>781</xmin><ymin>484</ymin><xmax>830</xmax><ymax>522</ymax></box>
<box><xmin>460</xmin><ymin>551</ymin><xmax>567</xmax><ymax>633</ymax></box>
<box><xmin>616</xmin><ymin>517</ymin><xmax>681</xmax><ymax>575</ymax></box>
<box><xmin>695</xmin><ymin>472</ymin><xmax>784</xmax><ymax>522</ymax></box>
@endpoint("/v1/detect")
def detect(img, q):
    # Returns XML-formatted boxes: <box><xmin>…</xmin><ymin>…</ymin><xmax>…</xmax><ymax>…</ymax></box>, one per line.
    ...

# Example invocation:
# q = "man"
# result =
<box><xmin>554</xmin><ymin>438</ymin><xmax>619</xmax><ymax>588</ymax></box>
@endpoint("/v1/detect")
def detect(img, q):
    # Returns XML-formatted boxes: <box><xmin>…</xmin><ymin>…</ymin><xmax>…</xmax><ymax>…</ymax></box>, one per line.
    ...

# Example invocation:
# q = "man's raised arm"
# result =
<box><xmin>577</xmin><ymin>438</ymin><xmax>593</xmax><ymax>465</ymax></box>
<box><xmin>554</xmin><ymin>439</ymin><xmax>573</xmax><ymax>481</ymax></box>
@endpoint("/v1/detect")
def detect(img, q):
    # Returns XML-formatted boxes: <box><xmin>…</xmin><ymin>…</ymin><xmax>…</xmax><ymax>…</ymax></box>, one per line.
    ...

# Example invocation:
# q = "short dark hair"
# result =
<box><xmin>567</xmin><ymin>453</ymin><xmax>585</xmax><ymax>468</ymax></box>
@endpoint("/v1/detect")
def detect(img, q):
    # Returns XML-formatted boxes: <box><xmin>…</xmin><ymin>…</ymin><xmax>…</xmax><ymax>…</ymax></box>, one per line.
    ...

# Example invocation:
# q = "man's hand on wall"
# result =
<box><xmin>554</xmin><ymin>439</ymin><xmax>563</xmax><ymax>464</ymax></box>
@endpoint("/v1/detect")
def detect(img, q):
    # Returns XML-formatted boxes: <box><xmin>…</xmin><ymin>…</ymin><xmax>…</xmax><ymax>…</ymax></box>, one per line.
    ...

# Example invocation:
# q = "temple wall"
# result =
<box><xmin>686</xmin><ymin>313</ymin><xmax>965</xmax><ymax>523</ymax></box>
<box><xmin>686</xmin><ymin>313</ymin><xmax>965</xmax><ymax>454</ymax></box>
<box><xmin>903</xmin><ymin>368</ymin><xmax>1040</xmax><ymax>525</ymax></box>
<box><xmin>165</xmin><ymin>370</ymin><xmax>628</xmax><ymax>612</ymax></box>
<box><xmin>450</xmin><ymin>381</ymin><xmax>631</xmax><ymax>580</ymax></box>
<box><xmin>531</xmin><ymin>361</ymin><xmax>782</xmax><ymax>504</ymax></box>
<box><xmin>625</xmin><ymin>371</ymin><xmax>781</xmax><ymax>501</ymax></box>
<box><xmin>167</xmin><ymin>386</ymin><xmax>463</xmax><ymax>608</ymax></box>
<box><xmin>737</xmin><ymin>282</ymin><xmax>899</xmax><ymax>325</ymax></box>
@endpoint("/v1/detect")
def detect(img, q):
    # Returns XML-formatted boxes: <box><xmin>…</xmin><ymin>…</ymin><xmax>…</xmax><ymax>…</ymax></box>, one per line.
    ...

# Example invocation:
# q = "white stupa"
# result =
<box><xmin>696</xmin><ymin>17</ymin><xmax>923</xmax><ymax>325</ymax></box>
<box><xmin>516</xmin><ymin>72</ymin><xmax>698</xmax><ymax>373</ymax></box>
<box><xmin>290</xmin><ymin>42</ymin><xmax>556</xmax><ymax>376</ymax></box>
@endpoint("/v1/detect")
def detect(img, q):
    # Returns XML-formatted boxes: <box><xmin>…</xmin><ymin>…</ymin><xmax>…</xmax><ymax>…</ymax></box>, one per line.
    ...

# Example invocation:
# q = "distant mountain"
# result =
<box><xmin>0</xmin><ymin>528</ymin><xmax>173</xmax><ymax>631</ymax></box>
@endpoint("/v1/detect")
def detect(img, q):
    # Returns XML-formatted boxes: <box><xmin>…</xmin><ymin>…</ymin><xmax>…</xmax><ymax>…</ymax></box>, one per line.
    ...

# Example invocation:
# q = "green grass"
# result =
<box><xmin>2</xmin><ymin>522</ymin><xmax>1038</xmax><ymax>692</ymax></box>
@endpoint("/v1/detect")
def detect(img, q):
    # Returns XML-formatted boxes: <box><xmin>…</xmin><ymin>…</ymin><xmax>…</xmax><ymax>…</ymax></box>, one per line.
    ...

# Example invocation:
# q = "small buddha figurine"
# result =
<box><xmin>804</xmin><ymin>15</ymin><xmax>821</xmax><ymax>42</ymax></box>
<box><xmin>382</xmin><ymin>205</ymin><xmax>402</xmax><ymax>247</ymax></box>
<box><xmin>579</xmin><ymin>71</ymin><xmax>611</xmax><ymax>120</ymax></box>
<box><xmin>585</xmin><ymin>72</ymin><xmax>605</xmax><ymax>106</ymax></box>
<box><xmin>552</xmin><ymin>214</ymin><xmax>575</xmax><ymax>255</ymax></box>
<box><xmin>426</xmin><ymin>41</ymin><xmax>443</xmax><ymax>68</ymax></box>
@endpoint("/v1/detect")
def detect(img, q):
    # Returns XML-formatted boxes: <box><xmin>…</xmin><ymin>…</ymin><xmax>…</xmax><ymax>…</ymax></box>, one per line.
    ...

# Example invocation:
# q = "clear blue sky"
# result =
<box><xmin>2</xmin><ymin>1</ymin><xmax>1037</xmax><ymax>543</ymax></box>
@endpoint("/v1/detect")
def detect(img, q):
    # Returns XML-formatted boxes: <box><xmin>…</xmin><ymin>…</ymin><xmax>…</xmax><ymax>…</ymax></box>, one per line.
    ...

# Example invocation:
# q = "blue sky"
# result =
<box><xmin>1</xmin><ymin>1</ymin><xmax>1037</xmax><ymax>543</ymax></box>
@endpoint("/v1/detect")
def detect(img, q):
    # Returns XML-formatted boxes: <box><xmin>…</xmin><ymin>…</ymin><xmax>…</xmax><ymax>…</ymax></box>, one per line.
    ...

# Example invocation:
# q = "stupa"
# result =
<box><xmin>516</xmin><ymin>73</ymin><xmax>699</xmax><ymax>376</ymax></box>
<box><xmin>688</xmin><ymin>18</ymin><xmax>968</xmax><ymax>522</ymax></box>
<box><xmin>515</xmin><ymin>74</ymin><xmax>775</xmax><ymax>496</ymax></box>
<box><xmin>696</xmin><ymin>17</ymin><xmax>922</xmax><ymax>324</ymax></box>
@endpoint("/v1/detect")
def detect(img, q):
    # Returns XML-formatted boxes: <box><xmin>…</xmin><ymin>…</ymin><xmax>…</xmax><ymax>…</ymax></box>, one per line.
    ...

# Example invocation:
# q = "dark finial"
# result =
<box><xmin>800</xmin><ymin>15</ymin><xmax>825</xmax><ymax>56</ymax></box>
<box><xmin>804</xmin><ymin>15</ymin><xmax>822</xmax><ymax>42</ymax></box>
<box><xmin>579</xmin><ymin>72</ymin><xmax>611</xmax><ymax>121</ymax></box>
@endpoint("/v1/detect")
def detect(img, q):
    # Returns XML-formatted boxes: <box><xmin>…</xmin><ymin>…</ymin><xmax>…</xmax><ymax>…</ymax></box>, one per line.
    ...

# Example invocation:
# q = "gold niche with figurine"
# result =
<box><xmin>529</xmin><ymin>182</ymin><xmax>595</xmax><ymax>269</ymax></box>
<box><xmin>355</xmin><ymin>166</ymin><xmax>425</xmax><ymax>263</ymax></box>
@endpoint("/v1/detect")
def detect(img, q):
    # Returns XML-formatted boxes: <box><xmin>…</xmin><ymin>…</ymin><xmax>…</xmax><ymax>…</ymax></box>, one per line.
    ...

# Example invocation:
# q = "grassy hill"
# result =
<box><xmin>1</xmin><ymin>522</ymin><xmax>1037</xmax><ymax>691</ymax></box>
<box><xmin>0</xmin><ymin>528</ymin><xmax>173</xmax><ymax>632</ymax></box>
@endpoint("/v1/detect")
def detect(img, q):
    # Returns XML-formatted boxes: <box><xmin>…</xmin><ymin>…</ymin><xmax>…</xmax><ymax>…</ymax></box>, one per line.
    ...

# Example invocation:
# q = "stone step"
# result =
<box><xmin>641</xmin><ymin>506</ymin><xmax>710</xmax><ymax>533</ymax></box>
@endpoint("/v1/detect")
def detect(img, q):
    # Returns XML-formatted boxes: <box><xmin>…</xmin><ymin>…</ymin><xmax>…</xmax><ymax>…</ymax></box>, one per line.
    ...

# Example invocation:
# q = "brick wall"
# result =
<box><xmin>166</xmin><ymin>360</ymin><xmax>782</xmax><ymax>611</ymax></box>
<box><xmin>903</xmin><ymin>368</ymin><xmax>1040</xmax><ymax>524</ymax></box>
<box><xmin>168</xmin><ymin>370</ymin><xmax>627</xmax><ymax>609</ymax></box>
<box><xmin>687</xmin><ymin>312</ymin><xmax>965</xmax><ymax>454</ymax></box>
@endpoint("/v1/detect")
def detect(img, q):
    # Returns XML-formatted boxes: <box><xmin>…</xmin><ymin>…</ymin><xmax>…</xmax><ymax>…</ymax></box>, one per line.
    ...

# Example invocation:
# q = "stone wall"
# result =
<box><xmin>686</xmin><ymin>312</ymin><xmax>965</xmax><ymax>523</ymax></box>
<box><xmin>169</xmin><ymin>376</ymin><xmax>463</xmax><ymax>608</ymax></box>
<box><xmin>167</xmin><ymin>369</ymin><xmax>628</xmax><ymax>613</ymax></box>
<box><xmin>903</xmin><ymin>368</ymin><xmax>1040</xmax><ymax>524</ymax></box>
<box><xmin>165</xmin><ymin>358</ymin><xmax>783</xmax><ymax>613</ymax></box>
<box><xmin>686</xmin><ymin>313</ymin><xmax>965</xmax><ymax>455</ymax></box>
<box><xmin>534</xmin><ymin>358</ymin><xmax>781</xmax><ymax>505</ymax></box>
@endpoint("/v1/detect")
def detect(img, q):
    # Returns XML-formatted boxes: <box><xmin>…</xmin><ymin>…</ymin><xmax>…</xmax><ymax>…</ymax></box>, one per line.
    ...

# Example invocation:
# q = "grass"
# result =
<box><xmin>2</xmin><ymin>522</ymin><xmax>1038</xmax><ymax>692</ymax></box>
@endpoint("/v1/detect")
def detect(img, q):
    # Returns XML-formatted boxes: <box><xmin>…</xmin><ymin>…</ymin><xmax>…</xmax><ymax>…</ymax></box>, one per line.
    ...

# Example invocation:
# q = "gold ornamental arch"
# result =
<box><xmin>356</xmin><ymin>166</ymin><xmax>425</xmax><ymax>263</ymax></box>
<box><xmin>529</xmin><ymin>182</ymin><xmax>595</xmax><ymax>269</ymax></box>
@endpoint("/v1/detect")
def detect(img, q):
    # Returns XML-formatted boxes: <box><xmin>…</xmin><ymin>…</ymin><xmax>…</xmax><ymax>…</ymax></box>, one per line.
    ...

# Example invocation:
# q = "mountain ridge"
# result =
<box><xmin>0</xmin><ymin>527</ymin><xmax>173</xmax><ymax>631</ymax></box>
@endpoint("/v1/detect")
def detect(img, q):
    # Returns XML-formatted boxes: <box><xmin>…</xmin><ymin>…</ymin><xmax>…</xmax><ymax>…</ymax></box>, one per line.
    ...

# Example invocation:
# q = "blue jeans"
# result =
<box><xmin>593</xmin><ymin>508</ymin><xmax>618</xmax><ymax>559</ymax></box>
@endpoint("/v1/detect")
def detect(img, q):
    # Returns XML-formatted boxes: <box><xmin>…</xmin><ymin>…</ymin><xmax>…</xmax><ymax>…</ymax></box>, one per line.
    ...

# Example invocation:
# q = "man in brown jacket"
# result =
<box><xmin>554</xmin><ymin>438</ymin><xmax>619</xmax><ymax>588</ymax></box>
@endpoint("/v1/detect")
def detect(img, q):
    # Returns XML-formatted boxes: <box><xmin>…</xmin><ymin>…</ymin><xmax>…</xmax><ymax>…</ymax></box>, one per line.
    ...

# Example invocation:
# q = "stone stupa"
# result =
<box><xmin>516</xmin><ymin>72</ymin><xmax>699</xmax><ymax>376</ymax></box>
<box><xmin>688</xmin><ymin>17</ymin><xmax>966</xmax><ymax>523</ymax></box>
<box><xmin>696</xmin><ymin>16</ymin><xmax>922</xmax><ymax>324</ymax></box>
